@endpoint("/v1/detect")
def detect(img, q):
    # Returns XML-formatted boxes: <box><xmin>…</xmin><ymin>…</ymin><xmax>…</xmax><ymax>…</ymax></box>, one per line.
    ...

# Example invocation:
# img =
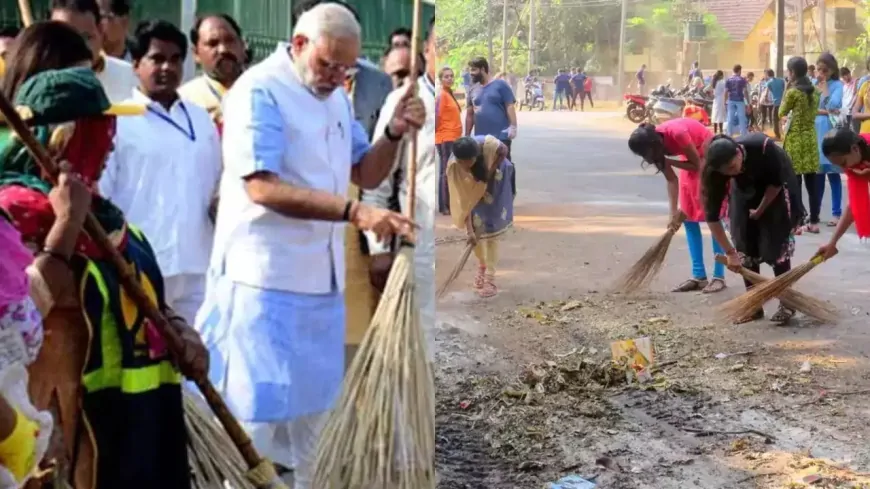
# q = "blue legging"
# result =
<box><xmin>684</xmin><ymin>221</ymin><xmax>725</xmax><ymax>280</ymax></box>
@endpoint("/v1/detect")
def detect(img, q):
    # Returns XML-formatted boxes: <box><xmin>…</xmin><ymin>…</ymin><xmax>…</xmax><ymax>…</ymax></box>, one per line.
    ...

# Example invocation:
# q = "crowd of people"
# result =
<box><xmin>0</xmin><ymin>0</ymin><xmax>442</xmax><ymax>487</ymax></box>
<box><xmin>628</xmin><ymin>51</ymin><xmax>870</xmax><ymax>324</ymax></box>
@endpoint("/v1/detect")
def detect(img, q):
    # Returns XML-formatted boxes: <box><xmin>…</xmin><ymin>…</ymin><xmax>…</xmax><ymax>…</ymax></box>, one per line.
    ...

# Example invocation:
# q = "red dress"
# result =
<box><xmin>847</xmin><ymin>134</ymin><xmax>870</xmax><ymax>238</ymax></box>
<box><xmin>656</xmin><ymin>118</ymin><xmax>725</xmax><ymax>222</ymax></box>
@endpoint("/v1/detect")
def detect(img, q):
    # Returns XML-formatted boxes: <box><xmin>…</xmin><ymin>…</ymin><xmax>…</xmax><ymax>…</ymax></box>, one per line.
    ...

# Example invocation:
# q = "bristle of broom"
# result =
<box><xmin>717</xmin><ymin>258</ymin><xmax>823</xmax><ymax>323</ymax></box>
<box><xmin>183</xmin><ymin>390</ymin><xmax>257</xmax><ymax>489</ymax></box>
<box><xmin>312</xmin><ymin>246</ymin><xmax>436</xmax><ymax>489</ymax></box>
<box><xmin>437</xmin><ymin>241</ymin><xmax>475</xmax><ymax>298</ymax></box>
<box><xmin>612</xmin><ymin>227</ymin><xmax>679</xmax><ymax>293</ymax></box>
<box><xmin>713</xmin><ymin>255</ymin><xmax>839</xmax><ymax>323</ymax></box>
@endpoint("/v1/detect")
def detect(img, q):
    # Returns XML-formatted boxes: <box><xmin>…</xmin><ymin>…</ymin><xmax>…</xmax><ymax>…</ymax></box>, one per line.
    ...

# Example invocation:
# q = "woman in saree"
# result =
<box><xmin>448</xmin><ymin>135</ymin><xmax>515</xmax><ymax>298</ymax></box>
<box><xmin>702</xmin><ymin>133</ymin><xmax>806</xmax><ymax>324</ymax></box>
<box><xmin>628</xmin><ymin>119</ymin><xmax>728</xmax><ymax>294</ymax></box>
<box><xmin>0</xmin><ymin>23</ymin><xmax>207</xmax><ymax>489</ymax></box>
<box><xmin>0</xmin><ymin>208</ymin><xmax>53</xmax><ymax>488</ymax></box>
<box><xmin>818</xmin><ymin>128</ymin><xmax>870</xmax><ymax>256</ymax></box>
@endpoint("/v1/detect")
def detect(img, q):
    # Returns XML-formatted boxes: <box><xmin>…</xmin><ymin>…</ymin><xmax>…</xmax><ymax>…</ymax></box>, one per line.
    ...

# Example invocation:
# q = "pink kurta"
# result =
<box><xmin>656</xmin><ymin>118</ymin><xmax>723</xmax><ymax>222</ymax></box>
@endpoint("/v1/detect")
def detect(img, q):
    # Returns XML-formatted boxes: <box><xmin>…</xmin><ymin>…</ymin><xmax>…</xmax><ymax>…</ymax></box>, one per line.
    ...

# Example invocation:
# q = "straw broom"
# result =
<box><xmin>713</xmin><ymin>255</ymin><xmax>839</xmax><ymax>323</ymax></box>
<box><xmin>612</xmin><ymin>211</ymin><xmax>687</xmax><ymax>293</ymax></box>
<box><xmin>436</xmin><ymin>234</ymin><xmax>477</xmax><ymax>299</ymax></box>
<box><xmin>311</xmin><ymin>1</ymin><xmax>436</xmax><ymax>486</ymax></box>
<box><xmin>0</xmin><ymin>92</ymin><xmax>286</xmax><ymax>489</ymax></box>
<box><xmin>717</xmin><ymin>253</ymin><xmax>835</xmax><ymax>323</ymax></box>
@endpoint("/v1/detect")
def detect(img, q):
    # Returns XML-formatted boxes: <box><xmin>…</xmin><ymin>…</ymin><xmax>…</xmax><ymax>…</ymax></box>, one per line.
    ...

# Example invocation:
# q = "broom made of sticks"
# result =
<box><xmin>0</xmin><ymin>92</ymin><xmax>286</xmax><ymax>489</ymax></box>
<box><xmin>717</xmin><ymin>253</ymin><xmax>836</xmax><ymax>323</ymax></box>
<box><xmin>612</xmin><ymin>211</ymin><xmax>687</xmax><ymax>293</ymax></box>
<box><xmin>312</xmin><ymin>1</ymin><xmax>435</xmax><ymax>487</ymax></box>
<box><xmin>713</xmin><ymin>255</ymin><xmax>839</xmax><ymax>323</ymax></box>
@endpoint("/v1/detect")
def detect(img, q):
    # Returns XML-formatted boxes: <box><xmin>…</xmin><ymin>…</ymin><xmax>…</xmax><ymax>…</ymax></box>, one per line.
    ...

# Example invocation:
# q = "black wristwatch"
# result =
<box><xmin>384</xmin><ymin>123</ymin><xmax>402</xmax><ymax>142</ymax></box>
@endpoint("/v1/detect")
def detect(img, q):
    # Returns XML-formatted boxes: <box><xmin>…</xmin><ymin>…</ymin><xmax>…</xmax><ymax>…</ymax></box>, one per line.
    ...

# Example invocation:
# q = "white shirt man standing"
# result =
<box><xmin>50</xmin><ymin>0</ymin><xmax>137</xmax><ymax>102</ymax></box>
<box><xmin>362</xmin><ymin>16</ymin><xmax>438</xmax><ymax>359</ymax></box>
<box><xmin>99</xmin><ymin>20</ymin><xmax>222</xmax><ymax>323</ymax></box>
<box><xmin>193</xmin><ymin>4</ymin><xmax>423</xmax><ymax>487</ymax></box>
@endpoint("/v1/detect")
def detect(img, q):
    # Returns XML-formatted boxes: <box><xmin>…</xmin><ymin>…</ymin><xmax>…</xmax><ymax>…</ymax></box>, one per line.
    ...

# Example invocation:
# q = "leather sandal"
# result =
<box><xmin>672</xmin><ymin>278</ymin><xmax>708</xmax><ymax>292</ymax></box>
<box><xmin>702</xmin><ymin>278</ymin><xmax>726</xmax><ymax>294</ymax></box>
<box><xmin>473</xmin><ymin>266</ymin><xmax>486</xmax><ymax>290</ymax></box>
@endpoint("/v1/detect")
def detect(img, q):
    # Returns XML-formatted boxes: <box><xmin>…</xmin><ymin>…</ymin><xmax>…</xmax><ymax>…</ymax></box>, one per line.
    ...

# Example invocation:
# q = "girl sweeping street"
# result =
<box><xmin>818</xmin><ymin>128</ymin><xmax>870</xmax><ymax>254</ymax></box>
<box><xmin>628</xmin><ymin>119</ymin><xmax>728</xmax><ymax>294</ymax></box>
<box><xmin>449</xmin><ymin>135</ymin><xmax>515</xmax><ymax>298</ymax></box>
<box><xmin>779</xmin><ymin>56</ymin><xmax>821</xmax><ymax>233</ymax></box>
<box><xmin>701</xmin><ymin>133</ymin><xmax>806</xmax><ymax>324</ymax></box>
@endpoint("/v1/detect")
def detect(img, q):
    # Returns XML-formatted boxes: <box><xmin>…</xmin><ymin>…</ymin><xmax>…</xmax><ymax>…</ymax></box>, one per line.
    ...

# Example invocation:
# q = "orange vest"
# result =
<box><xmin>436</xmin><ymin>87</ymin><xmax>463</xmax><ymax>144</ymax></box>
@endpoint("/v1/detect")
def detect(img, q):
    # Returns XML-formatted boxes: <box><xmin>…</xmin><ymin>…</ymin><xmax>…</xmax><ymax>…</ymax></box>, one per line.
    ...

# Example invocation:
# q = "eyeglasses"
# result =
<box><xmin>315</xmin><ymin>55</ymin><xmax>358</xmax><ymax>77</ymax></box>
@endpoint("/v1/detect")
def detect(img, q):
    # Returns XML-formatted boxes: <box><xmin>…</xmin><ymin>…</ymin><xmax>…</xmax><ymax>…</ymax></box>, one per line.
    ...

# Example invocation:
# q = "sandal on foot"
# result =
<box><xmin>827</xmin><ymin>218</ymin><xmax>840</xmax><ymax>227</ymax></box>
<box><xmin>672</xmin><ymin>278</ymin><xmax>708</xmax><ymax>292</ymax></box>
<box><xmin>770</xmin><ymin>305</ymin><xmax>796</xmax><ymax>325</ymax></box>
<box><xmin>478</xmin><ymin>275</ymin><xmax>498</xmax><ymax>298</ymax></box>
<box><xmin>805</xmin><ymin>223</ymin><xmax>820</xmax><ymax>234</ymax></box>
<box><xmin>473</xmin><ymin>266</ymin><xmax>486</xmax><ymax>290</ymax></box>
<box><xmin>734</xmin><ymin>309</ymin><xmax>765</xmax><ymax>325</ymax></box>
<box><xmin>702</xmin><ymin>278</ymin><xmax>727</xmax><ymax>294</ymax></box>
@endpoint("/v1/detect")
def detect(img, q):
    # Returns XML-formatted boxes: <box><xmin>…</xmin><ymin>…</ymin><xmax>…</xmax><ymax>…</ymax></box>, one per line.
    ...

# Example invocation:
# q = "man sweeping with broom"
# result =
<box><xmin>194</xmin><ymin>3</ymin><xmax>425</xmax><ymax>487</ymax></box>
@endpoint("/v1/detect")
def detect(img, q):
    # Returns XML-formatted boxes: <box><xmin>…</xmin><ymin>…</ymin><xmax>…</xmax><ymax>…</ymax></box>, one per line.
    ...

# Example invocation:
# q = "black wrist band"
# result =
<box><xmin>342</xmin><ymin>201</ymin><xmax>354</xmax><ymax>221</ymax></box>
<box><xmin>39</xmin><ymin>248</ymin><xmax>71</xmax><ymax>264</ymax></box>
<box><xmin>384</xmin><ymin>124</ymin><xmax>402</xmax><ymax>142</ymax></box>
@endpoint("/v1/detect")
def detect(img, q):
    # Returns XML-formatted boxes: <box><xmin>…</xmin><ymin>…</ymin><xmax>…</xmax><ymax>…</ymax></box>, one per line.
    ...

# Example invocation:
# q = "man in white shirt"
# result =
<box><xmin>99</xmin><ymin>20</ymin><xmax>222</xmax><ymax>324</ymax></box>
<box><xmin>362</xmin><ymin>16</ymin><xmax>437</xmax><ymax>359</ymax></box>
<box><xmin>193</xmin><ymin>4</ymin><xmax>423</xmax><ymax>487</ymax></box>
<box><xmin>50</xmin><ymin>0</ymin><xmax>138</xmax><ymax>102</ymax></box>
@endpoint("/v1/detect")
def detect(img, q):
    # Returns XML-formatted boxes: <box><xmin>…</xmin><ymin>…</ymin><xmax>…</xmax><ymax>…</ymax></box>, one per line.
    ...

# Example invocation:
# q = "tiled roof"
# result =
<box><xmin>702</xmin><ymin>0</ymin><xmax>821</xmax><ymax>41</ymax></box>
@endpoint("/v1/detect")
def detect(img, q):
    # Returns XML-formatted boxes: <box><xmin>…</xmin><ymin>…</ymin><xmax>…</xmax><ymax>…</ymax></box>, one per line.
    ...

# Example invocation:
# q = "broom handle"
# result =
<box><xmin>0</xmin><ymin>92</ymin><xmax>264</xmax><ymax>469</ymax></box>
<box><xmin>404</xmin><ymin>0</ymin><xmax>423</xmax><ymax>220</ymax></box>
<box><xmin>713</xmin><ymin>254</ymin><xmax>766</xmax><ymax>283</ymax></box>
<box><xmin>17</xmin><ymin>0</ymin><xmax>33</xmax><ymax>26</ymax></box>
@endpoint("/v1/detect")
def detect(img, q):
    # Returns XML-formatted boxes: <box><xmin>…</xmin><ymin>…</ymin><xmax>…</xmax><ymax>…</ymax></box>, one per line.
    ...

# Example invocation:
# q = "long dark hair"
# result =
<box><xmin>817</xmin><ymin>52</ymin><xmax>840</xmax><ymax>81</ymax></box>
<box><xmin>787</xmin><ymin>56</ymin><xmax>814</xmax><ymax>107</ymax></box>
<box><xmin>822</xmin><ymin>127</ymin><xmax>870</xmax><ymax>161</ymax></box>
<box><xmin>711</xmin><ymin>70</ymin><xmax>724</xmax><ymax>89</ymax></box>
<box><xmin>701</xmin><ymin>134</ymin><xmax>740</xmax><ymax>204</ymax></box>
<box><xmin>627</xmin><ymin>123</ymin><xmax>665</xmax><ymax>172</ymax></box>
<box><xmin>1</xmin><ymin>21</ymin><xmax>93</xmax><ymax>100</ymax></box>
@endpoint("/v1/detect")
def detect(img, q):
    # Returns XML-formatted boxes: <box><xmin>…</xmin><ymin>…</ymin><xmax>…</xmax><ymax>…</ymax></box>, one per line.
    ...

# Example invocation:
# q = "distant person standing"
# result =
<box><xmin>436</xmin><ymin>66</ymin><xmax>462</xmax><ymax>214</ymax></box>
<box><xmin>687</xmin><ymin>61</ymin><xmax>702</xmax><ymax>85</ymax></box>
<box><xmin>763</xmin><ymin>68</ymin><xmax>785</xmax><ymax>139</ymax></box>
<box><xmin>571</xmin><ymin>67</ymin><xmax>585</xmax><ymax>109</ymax></box>
<box><xmin>840</xmin><ymin>66</ymin><xmax>856</xmax><ymax>129</ymax></box>
<box><xmin>552</xmin><ymin>68</ymin><xmax>570</xmax><ymax>110</ymax></box>
<box><xmin>724</xmin><ymin>64</ymin><xmax>749</xmax><ymax>136</ymax></box>
<box><xmin>582</xmin><ymin>71</ymin><xmax>594</xmax><ymax>109</ymax></box>
<box><xmin>462</xmin><ymin>66</ymin><xmax>472</xmax><ymax>92</ymax></box>
<box><xmin>465</xmin><ymin>56</ymin><xmax>518</xmax><ymax>194</ymax></box>
<box><xmin>636</xmin><ymin>63</ymin><xmax>646</xmax><ymax>95</ymax></box>
<box><xmin>710</xmin><ymin>70</ymin><xmax>726</xmax><ymax>134</ymax></box>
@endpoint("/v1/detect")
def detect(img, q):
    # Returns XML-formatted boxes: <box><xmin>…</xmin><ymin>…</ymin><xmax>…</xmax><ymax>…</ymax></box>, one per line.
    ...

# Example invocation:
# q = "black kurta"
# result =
<box><xmin>704</xmin><ymin>133</ymin><xmax>805</xmax><ymax>265</ymax></box>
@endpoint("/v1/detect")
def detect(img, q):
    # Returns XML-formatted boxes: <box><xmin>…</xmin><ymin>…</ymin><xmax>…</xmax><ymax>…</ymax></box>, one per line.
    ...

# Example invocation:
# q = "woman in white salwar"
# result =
<box><xmin>711</xmin><ymin>70</ymin><xmax>726</xmax><ymax>134</ymax></box>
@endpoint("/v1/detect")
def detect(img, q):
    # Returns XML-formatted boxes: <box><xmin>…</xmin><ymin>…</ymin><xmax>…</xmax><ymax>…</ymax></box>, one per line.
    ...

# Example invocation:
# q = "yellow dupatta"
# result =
<box><xmin>447</xmin><ymin>135</ymin><xmax>502</xmax><ymax>230</ymax></box>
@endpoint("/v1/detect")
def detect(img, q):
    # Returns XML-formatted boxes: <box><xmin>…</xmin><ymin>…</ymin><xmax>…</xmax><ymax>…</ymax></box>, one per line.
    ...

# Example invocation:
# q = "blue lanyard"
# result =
<box><xmin>207</xmin><ymin>81</ymin><xmax>223</xmax><ymax>103</ymax></box>
<box><xmin>147</xmin><ymin>102</ymin><xmax>196</xmax><ymax>142</ymax></box>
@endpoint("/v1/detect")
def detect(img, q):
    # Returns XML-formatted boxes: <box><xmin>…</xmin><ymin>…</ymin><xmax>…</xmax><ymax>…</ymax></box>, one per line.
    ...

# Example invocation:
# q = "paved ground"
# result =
<box><xmin>434</xmin><ymin>111</ymin><xmax>870</xmax><ymax>488</ymax></box>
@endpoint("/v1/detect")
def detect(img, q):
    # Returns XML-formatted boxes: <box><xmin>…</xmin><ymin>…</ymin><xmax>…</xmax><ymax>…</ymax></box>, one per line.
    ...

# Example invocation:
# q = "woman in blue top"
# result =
<box><xmin>815</xmin><ymin>52</ymin><xmax>844</xmax><ymax>226</ymax></box>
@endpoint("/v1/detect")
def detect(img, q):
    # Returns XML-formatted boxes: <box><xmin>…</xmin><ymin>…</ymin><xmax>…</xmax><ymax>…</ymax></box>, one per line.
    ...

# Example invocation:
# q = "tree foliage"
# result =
<box><xmin>437</xmin><ymin>0</ymin><xmax>621</xmax><ymax>76</ymax></box>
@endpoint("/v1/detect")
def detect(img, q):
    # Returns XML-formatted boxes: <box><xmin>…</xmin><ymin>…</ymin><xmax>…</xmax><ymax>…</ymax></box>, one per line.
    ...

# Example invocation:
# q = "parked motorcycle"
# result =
<box><xmin>519</xmin><ymin>83</ymin><xmax>545</xmax><ymax>111</ymax></box>
<box><xmin>623</xmin><ymin>93</ymin><xmax>649</xmax><ymax>123</ymax></box>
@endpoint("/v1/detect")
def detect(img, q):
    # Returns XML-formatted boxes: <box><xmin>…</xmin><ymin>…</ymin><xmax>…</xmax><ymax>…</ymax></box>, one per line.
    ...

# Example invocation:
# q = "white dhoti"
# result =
<box><xmin>194</xmin><ymin>272</ymin><xmax>345</xmax><ymax>486</ymax></box>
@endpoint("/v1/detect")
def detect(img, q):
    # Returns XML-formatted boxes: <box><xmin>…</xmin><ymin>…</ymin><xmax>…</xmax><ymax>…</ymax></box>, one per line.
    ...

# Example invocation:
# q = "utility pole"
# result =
<box><xmin>819</xmin><ymin>0</ymin><xmax>827</xmax><ymax>52</ymax></box>
<box><xmin>775</xmin><ymin>0</ymin><xmax>785</xmax><ymax>77</ymax></box>
<box><xmin>487</xmin><ymin>0</ymin><xmax>494</xmax><ymax>68</ymax></box>
<box><xmin>616</xmin><ymin>0</ymin><xmax>628</xmax><ymax>98</ymax></box>
<box><xmin>528</xmin><ymin>0</ymin><xmax>536</xmax><ymax>72</ymax></box>
<box><xmin>797</xmin><ymin>0</ymin><xmax>805</xmax><ymax>56</ymax></box>
<box><xmin>180</xmin><ymin>0</ymin><xmax>197</xmax><ymax>81</ymax></box>
<box><xmin>502</xmin><ymin>0</ymin><xmax>509</xmax><ymax>74</ymax></box>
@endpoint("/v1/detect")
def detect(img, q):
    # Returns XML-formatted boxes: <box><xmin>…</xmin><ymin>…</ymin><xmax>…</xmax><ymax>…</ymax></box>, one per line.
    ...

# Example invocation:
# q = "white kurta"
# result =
<box><xmin>362</xmin><ymin>75</ymin><xmax>438</xmax><ymax>360</ymax></box>
<box><xmin>712</xmin><ymin>81</ymin><xmax>727</xmax><ymax>124</ymax></box>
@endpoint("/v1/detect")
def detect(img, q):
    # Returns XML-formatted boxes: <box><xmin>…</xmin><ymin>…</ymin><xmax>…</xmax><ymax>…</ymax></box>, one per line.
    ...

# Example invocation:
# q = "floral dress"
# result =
<box><xmin>779</xmin><ymin>87</ymin><xmax>820</xmax><ymax>175</ymax></box>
